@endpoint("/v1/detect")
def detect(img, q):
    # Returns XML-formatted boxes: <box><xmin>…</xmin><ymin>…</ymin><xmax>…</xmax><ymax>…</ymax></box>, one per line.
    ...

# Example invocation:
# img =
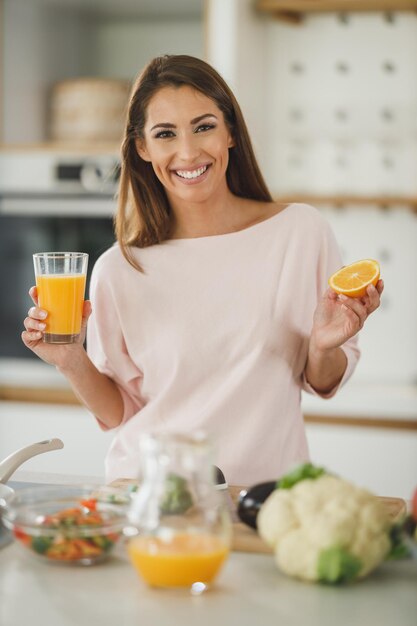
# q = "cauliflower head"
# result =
<box><xmin>257</xmin><ymin>471</ymin><xmax>392</xmax><ymax>583</ymax></box>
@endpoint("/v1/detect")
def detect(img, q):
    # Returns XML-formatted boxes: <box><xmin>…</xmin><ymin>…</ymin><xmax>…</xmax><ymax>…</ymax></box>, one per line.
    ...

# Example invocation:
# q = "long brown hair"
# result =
<box><xmin>116</xmin><ymin>54</ymin><xmax>272</xmax><ymax>269</ymax></box>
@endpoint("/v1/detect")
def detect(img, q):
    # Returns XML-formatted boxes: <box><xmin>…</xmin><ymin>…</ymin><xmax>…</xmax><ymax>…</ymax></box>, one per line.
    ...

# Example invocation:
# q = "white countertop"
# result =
<box><xmin>1</xmin><ymin>542</ymin><xmax>416</xmax><ymax>626</ymax></box>
<box><xmin>0</xmin><ymin>358</ymin><xmax>67</xmax><ymax>389</ymax></box>
<box><xmin>0</xmin><ymin>472</ymin><xmax>416</xmax><ymax>626</ymax></box>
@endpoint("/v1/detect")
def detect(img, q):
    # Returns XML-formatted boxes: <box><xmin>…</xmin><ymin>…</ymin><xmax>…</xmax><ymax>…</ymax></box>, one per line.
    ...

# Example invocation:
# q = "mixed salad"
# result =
<box><xmin>14</xmin><ymin>498</ymin><xmax>122</xmax><ymax>562</ymax></box>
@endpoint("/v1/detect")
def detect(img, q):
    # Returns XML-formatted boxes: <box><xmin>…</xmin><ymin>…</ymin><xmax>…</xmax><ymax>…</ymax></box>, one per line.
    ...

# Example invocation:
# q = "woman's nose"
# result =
<box><xmin>176</xmin><ymin>135</ymin><xmax>200</xmax><ymax>160</ymax></box>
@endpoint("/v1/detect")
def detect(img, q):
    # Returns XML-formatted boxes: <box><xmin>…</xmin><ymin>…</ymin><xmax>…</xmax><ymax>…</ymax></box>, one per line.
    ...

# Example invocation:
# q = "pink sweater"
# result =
<box><xmin>87</xmin><ymin>204</ymin><xmax>360</xmax><ymax>485</ymax></box>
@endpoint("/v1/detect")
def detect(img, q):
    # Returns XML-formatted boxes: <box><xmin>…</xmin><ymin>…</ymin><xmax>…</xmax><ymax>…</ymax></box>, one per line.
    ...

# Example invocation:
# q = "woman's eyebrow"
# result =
<box><xmin>150</xmin><ymin>113</ymin><xmax>218</xmax><ymax>132</ymax></box>
<box><xmin>190</xmin><ymin>113</ymin><xmax>218</xmax><ymax>124</ymax></box>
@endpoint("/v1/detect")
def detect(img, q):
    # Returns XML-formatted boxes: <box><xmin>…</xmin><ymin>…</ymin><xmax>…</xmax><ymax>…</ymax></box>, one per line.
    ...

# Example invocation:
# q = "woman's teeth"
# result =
<box><xmin>176</xmin><ymin>165</ymin><xmax>208</xmax><ymax>179</ymax></box>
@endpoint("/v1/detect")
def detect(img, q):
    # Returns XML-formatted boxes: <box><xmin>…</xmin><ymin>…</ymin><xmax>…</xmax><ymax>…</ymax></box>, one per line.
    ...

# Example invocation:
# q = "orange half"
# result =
<box><xmin>328</xmin><ymin>259</ymin><xmax>380</xmax><ymax>299</ymax></box>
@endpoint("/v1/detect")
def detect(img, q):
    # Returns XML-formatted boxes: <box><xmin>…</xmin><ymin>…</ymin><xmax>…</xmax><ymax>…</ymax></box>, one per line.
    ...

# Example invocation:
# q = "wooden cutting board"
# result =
<box><xmin>111</xmin><ymin>479</ymin><xmax>407</xmax><ymax>555</ymax></box>
<box><xmin>228</xmin><ymin>486</ymin><xmax>407</xmax><ymax>554</ymax></box>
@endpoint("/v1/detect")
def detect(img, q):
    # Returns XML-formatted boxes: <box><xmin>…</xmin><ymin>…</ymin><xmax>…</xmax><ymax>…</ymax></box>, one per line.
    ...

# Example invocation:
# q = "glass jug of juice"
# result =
<box><xmin>126</xmin><ymin>432</ymin><xmax>232</xmax><ymax>593</ymax></box>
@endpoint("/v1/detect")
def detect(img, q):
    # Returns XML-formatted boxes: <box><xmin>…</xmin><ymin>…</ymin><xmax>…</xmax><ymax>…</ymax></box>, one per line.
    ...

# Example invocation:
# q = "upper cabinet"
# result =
<box><xmin>256</xmin><ymin>1</ymin><xmax>417</xmax><ymax>23</ymax></box>
<box><xmin>205</xmin><ymin>0</ymin><xmax>417</xmax><ymax>206</ymax></box>
<box><xmin>0</xmin><ymin>0</ymin><xmax>205</xmax><ymax>149</ymax></box>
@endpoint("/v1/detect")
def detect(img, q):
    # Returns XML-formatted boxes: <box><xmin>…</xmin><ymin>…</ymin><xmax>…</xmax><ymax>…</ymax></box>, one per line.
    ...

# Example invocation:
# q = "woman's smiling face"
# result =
<box><xmin>136</xmin><ymin>85</ymin><xmax>234</xmax><ymax>207</ymax></box>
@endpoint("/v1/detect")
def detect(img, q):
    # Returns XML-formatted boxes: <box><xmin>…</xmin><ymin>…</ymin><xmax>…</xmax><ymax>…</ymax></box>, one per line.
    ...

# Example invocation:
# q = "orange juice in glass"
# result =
<box><xmin>33</xmin><ymin>252</ymin><xmax>88</xmax><ymax>344</ymax></box>
<box><xmin>127</xmin><ymin>532</ymin><xmax>229</xmax><ymax>589</ymax></box>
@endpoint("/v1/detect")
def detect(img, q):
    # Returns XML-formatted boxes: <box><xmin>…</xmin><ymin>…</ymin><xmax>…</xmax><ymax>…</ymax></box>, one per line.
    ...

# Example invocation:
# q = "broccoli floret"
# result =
<box><xmin>31</xmin><ymin>536</ymin><xmax>53</xmax><ymax>554</ymax></box>
<box><xmin>160</xmin><ymin>473</ymin><xmax>193</xmax><ymax>515</ymax></box>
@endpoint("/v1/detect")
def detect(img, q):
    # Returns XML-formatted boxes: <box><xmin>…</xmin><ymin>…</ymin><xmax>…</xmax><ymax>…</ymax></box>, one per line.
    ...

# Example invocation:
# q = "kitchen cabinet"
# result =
<box><xmin>0</xmin><ymin>400</ymin><xmax>114</xmax><ymax>479</ymax></box>
<box><xmin>306</xmin><ymin>422</ymin><xmax>417</xmax><ymax>500</ymax></box>
<box><xmin>206</xmin><ymin>0</ymin><xmax>417</xmax><ymax>210</ymax></box>
<box><xmin>256</xmin><ymin>0</ymin><xmax>417</xmax><ymax>23</ymax></box>
<box><xmin>1</xmin><ymin>361</ymin><xmax>416</xmax><ymax>495</ymax></box>
<box><xmin>0</xmin><ymin>0</ymin><xmax>205</xmax><ymax>148</ymax></box>
<box><xmin>1</xmin><ymin>391</ymin><xmax>416</xmax><ymax>499</ymax></box>
<box><xmin>254</xmin><ymin>0</ymin><xmax>417</xmax><ymax>211</ymax></box>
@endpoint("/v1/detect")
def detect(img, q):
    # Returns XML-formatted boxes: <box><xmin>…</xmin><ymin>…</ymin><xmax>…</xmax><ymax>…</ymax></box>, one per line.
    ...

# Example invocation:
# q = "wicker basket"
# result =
<box><xmin>49</xmin><ymin>78</ymin><xmax>131</xmax><ymax>143</ymax></box>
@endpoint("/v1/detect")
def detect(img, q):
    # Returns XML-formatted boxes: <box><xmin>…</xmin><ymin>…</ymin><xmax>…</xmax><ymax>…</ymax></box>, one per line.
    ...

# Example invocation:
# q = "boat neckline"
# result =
<box><xmin>165</xmin><ymin>202</ymin><xmax>296</xmax><ymax>244</ymax></box>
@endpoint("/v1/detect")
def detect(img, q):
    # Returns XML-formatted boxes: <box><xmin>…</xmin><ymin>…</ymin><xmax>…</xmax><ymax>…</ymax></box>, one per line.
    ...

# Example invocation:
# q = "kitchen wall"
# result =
<box><xmin>88</xmin><ymin>17</ymin><xmax>203</xmax><ymax>80</ymax></box>
<box><xmin>2</xmin><ymin>1</ymin><xmax>90</xmax><ymax>143</ymax></box>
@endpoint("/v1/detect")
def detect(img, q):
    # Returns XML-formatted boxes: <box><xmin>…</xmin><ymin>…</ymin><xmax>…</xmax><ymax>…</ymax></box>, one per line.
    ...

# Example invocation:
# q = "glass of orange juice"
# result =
<box><xmin>33</xmin><ymin>252</ymin><xmax>88</xmax><ymax>344</ymax></box>
<box><xmin>126</xmin><ymin>432</ymin><xmax>232</xmax><ymax>594</ymax></box>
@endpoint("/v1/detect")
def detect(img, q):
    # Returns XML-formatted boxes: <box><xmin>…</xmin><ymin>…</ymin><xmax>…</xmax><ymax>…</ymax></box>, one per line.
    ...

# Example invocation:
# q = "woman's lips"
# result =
<box><xmin>173</xmin><ymin>164</ymin><xmax>211</xmax><ymax>184</ymax></box>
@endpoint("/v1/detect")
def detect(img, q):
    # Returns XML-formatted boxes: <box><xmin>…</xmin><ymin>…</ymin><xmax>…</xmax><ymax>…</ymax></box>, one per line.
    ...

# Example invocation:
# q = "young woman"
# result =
<box><xmin>22</xmin><ymin>55</ymin><xmax>383</xmax><ymax>485</ymax></box>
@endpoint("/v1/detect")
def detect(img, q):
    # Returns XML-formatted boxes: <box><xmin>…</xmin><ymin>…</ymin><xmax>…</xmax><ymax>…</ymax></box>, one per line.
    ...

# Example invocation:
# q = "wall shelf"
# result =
<box><xmin>275</xmin><ymin>194</ymin><xmax>417</xmax><ymax>210</ymax></box>
<box><xmin>0</xmin><ymin>142</ymin><xmax>121</xmax><ymax>155</ymax></box>
<box><xmin>256</xmin><ymin>1</ymin><xmax>417</xmax><ymax>23</ymax></box>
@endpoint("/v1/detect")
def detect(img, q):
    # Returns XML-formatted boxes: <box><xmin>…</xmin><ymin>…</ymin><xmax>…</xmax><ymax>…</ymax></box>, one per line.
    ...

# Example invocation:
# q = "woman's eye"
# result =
<box><xmin>154</xmin><ymin>130</ymin><xmax>175</xmax><ymax>139</ymax></box>
<box><xmin>195</xmin><ymin>124</ymin><xmax>215</xmax><ymax>133</ymax></box>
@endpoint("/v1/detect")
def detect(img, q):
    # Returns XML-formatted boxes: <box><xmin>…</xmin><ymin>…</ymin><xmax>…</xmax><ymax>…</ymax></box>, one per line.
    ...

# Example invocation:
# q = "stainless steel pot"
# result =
<box><xmin>0</xmin><ymin>439</ymin><xmax>64</xmax><ymax>504</ymax></box>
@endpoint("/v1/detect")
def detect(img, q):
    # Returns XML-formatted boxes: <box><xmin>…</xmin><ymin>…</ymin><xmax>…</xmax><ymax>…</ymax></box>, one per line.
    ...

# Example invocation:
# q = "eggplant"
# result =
<box><xmin>237</xmin><ymin>481</ymin><xmax>278</xmax><ymax>529</ymax></box>
<box><xmin>237</xmin><ymin>464</ymin><xmax>326</xmax><ymax>529</ymax></box>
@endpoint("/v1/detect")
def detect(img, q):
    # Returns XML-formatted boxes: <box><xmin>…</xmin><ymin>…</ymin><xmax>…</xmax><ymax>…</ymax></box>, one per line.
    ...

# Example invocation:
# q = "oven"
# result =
<box><xmin>0</xmin><ymin>152</ymin><xmax>119</xmax><ymax>362</ymax></box>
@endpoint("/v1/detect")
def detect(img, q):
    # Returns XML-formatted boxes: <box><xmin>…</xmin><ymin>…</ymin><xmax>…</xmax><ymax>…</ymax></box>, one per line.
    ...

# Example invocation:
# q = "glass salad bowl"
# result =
<box><xmin>1</xmin><ymin>484</ymin><xmax>132</xmax><ymax>565</ymax></box>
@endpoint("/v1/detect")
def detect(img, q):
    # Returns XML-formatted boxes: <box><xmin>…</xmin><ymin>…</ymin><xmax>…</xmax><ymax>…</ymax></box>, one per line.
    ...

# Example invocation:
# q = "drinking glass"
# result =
<box><xmin>33</xmin><ymin>252</ymin><xmax>88</xmax><ymax>344</ymax></box>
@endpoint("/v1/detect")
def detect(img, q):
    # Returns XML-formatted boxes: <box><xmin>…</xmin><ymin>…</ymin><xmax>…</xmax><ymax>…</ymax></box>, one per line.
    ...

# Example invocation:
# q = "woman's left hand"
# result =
<box><xmin>310</xmin><ymin>279</ymin><xmax>384</xmax><ymax>352</ymax></box>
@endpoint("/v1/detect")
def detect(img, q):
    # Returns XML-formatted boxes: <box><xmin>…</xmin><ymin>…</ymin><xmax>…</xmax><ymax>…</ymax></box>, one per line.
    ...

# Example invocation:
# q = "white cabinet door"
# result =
<box><xmin>2</xmin><ymin>401</ymin><xmax>416</xmax><ymax>497</ymax></box>
<box><xmin>306</xmin><ymin>422</ymin><xmax>417</xmax><ymax>500</ymax></box>
<box><xmin>0</xmin><ymin>402</ymin><xmax>115</xmax><ymax>479</ymax></box>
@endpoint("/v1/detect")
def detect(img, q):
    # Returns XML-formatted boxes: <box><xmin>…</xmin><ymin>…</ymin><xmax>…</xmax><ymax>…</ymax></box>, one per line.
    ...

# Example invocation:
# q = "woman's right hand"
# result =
<box><xmin>21</xmin><ymin>286</ymin><xmax>92</xmax><ymax>369</ymax></box>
